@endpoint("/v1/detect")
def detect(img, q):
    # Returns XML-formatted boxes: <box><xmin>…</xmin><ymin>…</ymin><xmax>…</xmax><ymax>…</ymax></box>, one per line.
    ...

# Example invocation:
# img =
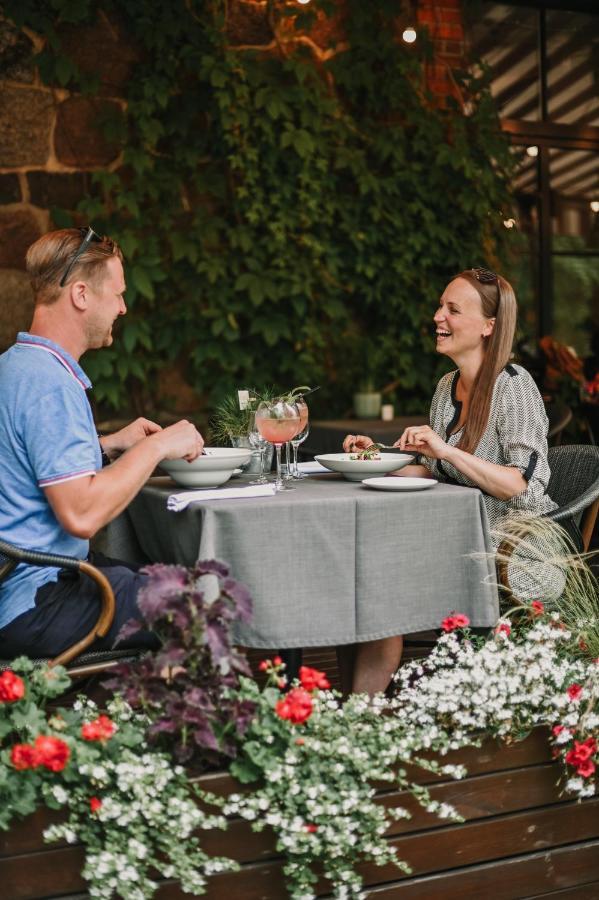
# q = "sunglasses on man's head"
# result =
<box><xmin>472</xmin><ymin>267</ymin><xmax>498</xmax><ymax>284</ymax></box>
<box><xmin>59</xmin><ymin>226</ymin><xmax>102</xmax><ymax>287</ymax></box>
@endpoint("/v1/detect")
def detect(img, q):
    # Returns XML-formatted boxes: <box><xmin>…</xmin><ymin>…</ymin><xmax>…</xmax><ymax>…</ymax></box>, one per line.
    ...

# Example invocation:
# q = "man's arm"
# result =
<box><xmin>45</xmin><ymin>420</ymin><xmax>203</xmax><ymax>539</ymax></box>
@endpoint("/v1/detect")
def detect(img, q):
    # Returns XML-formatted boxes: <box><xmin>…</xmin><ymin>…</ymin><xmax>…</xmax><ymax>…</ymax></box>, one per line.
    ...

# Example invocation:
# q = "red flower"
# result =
<box><xmin>552</xmin><ymin>725</ymin><xmax>568</xmax><ymax>737</ymax></box>
<box><xmin>273</xmin><ymin>656</ymin><xmax>283</xmax><ymax>667</ymax></box>
<box><xmin>530</xmin><ymin>600</ymin><xmax>544</xmax><ymax>616</ymax></box>
<box><xmin>565</xmin><ymin>737</ymin><xmax>597</xmax><ymax>766</ymax></box>
<box><xmin>81</xmin><ymin>715</ymin><xmax>116</xmax><ymax>742</ymax></box>
<box><xmin>495</xmin><ymin>623</ymin><xmax>511</xmax><ymax>637</ymax></box>
<box><xmin>10</xmin><ymin>743</ymin><xmax>40</xmax><ymax>770</ymax></box>
<box><xmin>89</xmin><ymin>797</ymin><xmax>102</xmax><ymax>814</ymax></box>
<box><xmin>275</xmin><ymin>687</ymin><xmax>313</xmax><ymax>725</ymax></box>
<box><xmin>577</xmin><ymin>759</ymin><xmax>596</xmax><ymax>779</ymax></box>
<box><xmin>441</xmin><ymin>613</ymin><xmax>470</xmax><ymax>633</ymax></box>
<box><xmin>579</xmin><ymin>639</ymin><xmax>588</xmax><ymax>652</ymax></box>
<box><xmin>0</xmin><ymin>670</ymin><xmax>25</xmax><ymax>703</ymax></box>
<box><xmin>567</xmin><ymin>683</ymin><xmax>583</xmax><ymax>701</ymax></box>
<box><xmin>295</xmin><ymin>737</ymin><xmax>305</xmax><ymax>746</ymax></box>
<box><xmin>303</xmin><ymin>823</ymin><xmax>318</xmax><ymax>833</ymax></box>
<box><xmin>299</xmin><ymin>666</ymin><xmax>330</xmax><ymax>692</ymax></box>
<box><xmin>258</xmin><ymin>660</ymin><xmax>269</xmax><ymax>672</ymax></box>
<box><xmin>34</xmin><ymin>735</ymin><xmax>70</xmax><ymax>772</ymax></box>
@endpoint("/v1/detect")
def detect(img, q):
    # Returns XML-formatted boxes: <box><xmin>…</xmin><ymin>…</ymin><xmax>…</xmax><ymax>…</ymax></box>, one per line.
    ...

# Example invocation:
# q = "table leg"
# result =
<box><xmin>279</xmin><ymin>648</ymin><xmax>302</xmax><ymax>683</ymax></box>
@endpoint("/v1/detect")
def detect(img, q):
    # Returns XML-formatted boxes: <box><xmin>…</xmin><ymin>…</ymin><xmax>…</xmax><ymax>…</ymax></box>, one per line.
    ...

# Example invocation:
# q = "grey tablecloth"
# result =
<box><xmin>99</xmin><ymin>474</ymin><xmax>499</xmax><ymax>648</ymax></box>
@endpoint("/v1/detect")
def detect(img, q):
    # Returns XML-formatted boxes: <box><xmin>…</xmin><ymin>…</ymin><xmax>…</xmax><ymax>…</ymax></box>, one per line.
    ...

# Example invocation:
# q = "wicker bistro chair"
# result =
<box><xmin>546</xmin><ymin>403</ymin><xmax>572</xmax><ymax>447</ymax></box>
<box><xmin>0</xmin><ymin>539</ymin><xmax>139</xmax><ymax>678</ymax></box>
<box><xmin>497</xmin><ymin>444</ymin><xmax>599</xmax><ymax>596</ymax></box>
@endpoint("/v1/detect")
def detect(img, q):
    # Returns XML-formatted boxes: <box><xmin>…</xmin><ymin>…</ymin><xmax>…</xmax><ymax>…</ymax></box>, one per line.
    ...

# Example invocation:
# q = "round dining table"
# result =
<box><xmin>98</xmin><ymin>469</ymin><xmax>499</xmax><ymax>650</ymax></box>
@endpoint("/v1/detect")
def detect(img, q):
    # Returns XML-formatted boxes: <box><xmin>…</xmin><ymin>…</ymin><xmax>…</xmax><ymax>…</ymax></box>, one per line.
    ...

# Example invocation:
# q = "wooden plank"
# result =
<box><xmin>381</xmin><ymin>763</ymin><xmax>569</xmax><ymax>837</ymax></box>
<box><xmin>360</xmin><ymin>840</ymin><xmax>599</xmax><ymax>899</ymax></box>
<box><xmin>0</xmin><ymin>757</ymin><xmax>567</xmax><ymax>868</ymax></box>
<box><xmin>359</xmin><ymin>799</ymin><xmax>599</xmax><ymax>885</ymax></box>
<box><xmin>526</xmin><ymin>883</ymin><xmax>599</xmax><ymax>900</ymax></box>
<box><xmin>199</xmin><ymin>763</ymin><xmax>570</xmax><ymax>864</ymax></box>
<box><xmin>198</xmin><ymin>729</ymin><xmax>554</xmax><ymax>803</ymax></box>
<box><xmin>0</xmin><ymin>845</ymin><xmax>86</xmax><ymax>899</ymax></box>
<box><xmin>188</xmin><ymin>799</ymin><xmax>599</xmax><ymax>899</ymax></box>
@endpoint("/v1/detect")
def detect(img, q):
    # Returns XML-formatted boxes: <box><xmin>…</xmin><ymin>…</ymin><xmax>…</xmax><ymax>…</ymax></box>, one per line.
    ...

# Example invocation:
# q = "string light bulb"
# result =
<box><xmin>297</xmin><ymin>0</ymin><xmax>311</xmax><ymax>4</ymax></box>
<box><xmin>526</xmin><ymin>146</ymin><xmax>539</xmax><ymax>157</ymax></box>
<box><xmin>590</xmin><ymin>200</ymin><xmax>599</xmax><ymax>213</ymax></box>
<box><xmin>402</xmin><ymin>26</ymin><xmax>417</xmax><ymax>43</ymax></box>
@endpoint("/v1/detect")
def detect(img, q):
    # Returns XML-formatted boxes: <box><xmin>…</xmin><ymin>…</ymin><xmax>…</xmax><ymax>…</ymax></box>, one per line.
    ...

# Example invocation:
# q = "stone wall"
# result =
<box><xmin>0</xmin><ymin>8</ymin><xmax>135</xmax><ymax>349</ymax></box>
<box><xmin>0</xmin><ymin>1</ymin><xmax>462</xmax><ymax>355</ymax></box>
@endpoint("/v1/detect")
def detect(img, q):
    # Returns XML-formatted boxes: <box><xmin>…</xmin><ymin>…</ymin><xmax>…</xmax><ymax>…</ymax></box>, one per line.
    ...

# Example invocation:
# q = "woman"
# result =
<box><xmin>343</xmin><ymin>267</ymin><xmax>558</xmax><ymax>695</ymax></box>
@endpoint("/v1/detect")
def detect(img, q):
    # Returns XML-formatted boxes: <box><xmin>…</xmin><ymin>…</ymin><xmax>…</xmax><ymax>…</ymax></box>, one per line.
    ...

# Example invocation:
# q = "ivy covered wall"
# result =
<box><xmin>0</xmin><ymin>1</ymin><xmax>513</xmax><ymax>419</ymax></box>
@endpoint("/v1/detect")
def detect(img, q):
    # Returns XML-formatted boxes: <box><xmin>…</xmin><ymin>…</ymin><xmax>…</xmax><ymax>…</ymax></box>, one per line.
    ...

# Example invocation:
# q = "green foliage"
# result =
<box><xmin>5</xmin><ymin>0</ymin><xmax>515</xmax><ymax>414</ymax></box>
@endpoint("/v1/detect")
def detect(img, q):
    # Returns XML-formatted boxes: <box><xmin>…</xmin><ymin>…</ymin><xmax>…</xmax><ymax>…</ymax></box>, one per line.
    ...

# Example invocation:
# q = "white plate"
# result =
<box><xmin>362</xmin><ymin>477</ymin><xmax>438</xmax><ymax>491</ymax></box>
<box><xmin>159</xmin><ymin>447</ymin><xmax>252</xmax><ymax>488</ymax></box>
<box><xmin>315</xmin><ymin>452</ymin><xmax>413</xmax><ymax>482</ymax></box>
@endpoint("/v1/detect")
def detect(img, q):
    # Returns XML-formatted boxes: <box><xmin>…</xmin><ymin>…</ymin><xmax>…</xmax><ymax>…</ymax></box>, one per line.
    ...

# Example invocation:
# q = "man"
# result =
<box><xmin>0</xmin><ymin>227</ymin><xmax>204</xmax><ymax>657</ymax></box>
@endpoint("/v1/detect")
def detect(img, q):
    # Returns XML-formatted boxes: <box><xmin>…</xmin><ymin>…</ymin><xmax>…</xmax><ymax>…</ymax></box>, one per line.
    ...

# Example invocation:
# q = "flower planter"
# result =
<box><xmin>1</xmin><ymin>728</ymin><xmax>598</xmax><ymax>899</ymax></box>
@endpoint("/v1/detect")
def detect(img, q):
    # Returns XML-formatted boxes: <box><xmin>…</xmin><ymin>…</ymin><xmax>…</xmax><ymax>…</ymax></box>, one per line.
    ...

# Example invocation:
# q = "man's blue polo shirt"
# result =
<box><xmin>0</xmin><ymin>333</ymin><xmax>101</xmax><ymax>629</ymax></box>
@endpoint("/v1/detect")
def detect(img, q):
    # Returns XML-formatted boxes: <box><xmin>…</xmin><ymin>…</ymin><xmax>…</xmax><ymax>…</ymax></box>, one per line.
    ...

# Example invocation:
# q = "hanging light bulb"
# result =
<box><xmin>402</xmin><ymin>26</ymin><xmax>417</xmax><ymax>43</ymax></box>
<box><xmin>590</xmin><ymin>200</ymin><xmax>599</xmax><ymax>213</ymax></box>
<box><xmin>503</xmin><ymin>218</ymin><xmax>516</xmax><ymax>229</ymax></box>
<box><xmin>526</xmin><ymin>146</ymin><xmax>539</xmax><ymax>158</ymax></box>
<box><xmin>297</xmin><ymin>0</ymin><xmax>311</xmax><ymax>4</ymax></box>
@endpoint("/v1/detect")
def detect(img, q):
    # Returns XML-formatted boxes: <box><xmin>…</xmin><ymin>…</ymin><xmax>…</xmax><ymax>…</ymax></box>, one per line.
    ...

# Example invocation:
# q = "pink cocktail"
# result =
<box><xmin>255</xmin><ymin>399</ymin><xmax>301</xmax><ymax>491</ymax></box>
<box><xmin>257</xmin><ymin>416</ymin><xmax>300</xmax><ymax>445</ymax></box>
<box><xmin>298</xmin><ymin>402</ymin><xmax>309</xmax><ymax>430</ymax></box>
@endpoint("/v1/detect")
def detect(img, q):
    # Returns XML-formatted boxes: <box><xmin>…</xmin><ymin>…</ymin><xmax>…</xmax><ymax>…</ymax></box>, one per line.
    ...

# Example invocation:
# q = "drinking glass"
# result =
<box><xmin>247</xmin><ymin>413</ymin><xmax>269</xmax><ymax>485</ymax></box>
<box><xmin>291</xmin><ymin>398</ymin><xmax>310</xmax><ymax>478</ymax></box>
<box><xmin>255</xmin><ymin>399</ymin><xmax>301</xmax><ymax>491</ymax></box>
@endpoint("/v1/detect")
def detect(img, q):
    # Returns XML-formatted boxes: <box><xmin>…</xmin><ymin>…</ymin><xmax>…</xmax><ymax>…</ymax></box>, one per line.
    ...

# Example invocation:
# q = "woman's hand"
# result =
<box><xmin>342</xmin><ymin>434</ymin><xmax>375</xmax><ymax>453</ymax></box>
<box><xmin>394</xmin><ymin>425</ymin><xmax>448</xmax><ymax>460</ymax></box>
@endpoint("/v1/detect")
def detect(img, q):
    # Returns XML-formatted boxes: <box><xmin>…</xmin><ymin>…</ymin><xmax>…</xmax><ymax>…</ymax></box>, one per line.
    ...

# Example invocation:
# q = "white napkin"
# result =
<box><xmin>167</xmin><ymin>483</ymin><xmax>276</xmax><ymax>511</ymax></box>
<box><xmin>297</xmin><ymin>461</ymin><xmax>331</xmax><ymax>474</ymax></box>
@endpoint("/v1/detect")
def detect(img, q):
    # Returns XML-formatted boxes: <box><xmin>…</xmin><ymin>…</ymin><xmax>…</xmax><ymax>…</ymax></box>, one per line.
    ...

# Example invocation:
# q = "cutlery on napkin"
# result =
<box><xmin>167</xmin><ymin>483</ymin><xmax>276</xmax><ymax>511</ymax></box>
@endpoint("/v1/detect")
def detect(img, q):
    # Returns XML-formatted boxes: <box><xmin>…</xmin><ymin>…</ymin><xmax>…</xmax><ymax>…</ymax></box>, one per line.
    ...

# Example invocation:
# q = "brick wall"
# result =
<box><xmin>0</xmin><ymin>2</ymin><xmax>464</xmax><ymax>355</ymax></box>
<box><xmin>417</xmin><ymin>0</ymin><xmax>465</xmax><ymax>101</ymax></box>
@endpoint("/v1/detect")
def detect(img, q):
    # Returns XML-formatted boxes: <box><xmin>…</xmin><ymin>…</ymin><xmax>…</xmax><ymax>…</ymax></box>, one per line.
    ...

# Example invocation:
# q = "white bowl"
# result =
<box><xmin>314</xmin><ymin>452</ymin><xmax>413</xmax><ymax>482</ymax></box>
<box><xmin>159</xmin><ymin>447</ymin><xmax>252</xmax><ymax>488</ymax></box>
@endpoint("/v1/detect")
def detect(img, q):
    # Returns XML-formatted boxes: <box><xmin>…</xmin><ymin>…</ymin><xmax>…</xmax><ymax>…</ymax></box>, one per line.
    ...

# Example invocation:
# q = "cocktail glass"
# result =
<box><xmin>291</xmin><ymin>398</ymin><xmax>310</xmax><ymax>478</ymax></box>
<box><xmin>247</xmin><ymin>413</ymin><xmax>269</xmax><ymax>485</ymax></box>
<box><xmin>255</xmin><ymin>399</ymin><xmax>301</xmax><ymax>491</ymax></box>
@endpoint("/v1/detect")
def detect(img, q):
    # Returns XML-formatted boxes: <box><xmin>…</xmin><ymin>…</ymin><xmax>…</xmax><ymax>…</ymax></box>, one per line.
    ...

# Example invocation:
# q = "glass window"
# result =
<box><xmin>552</xmin><ymin>254</ymin><xmax>599</xmax><ymax>357</ymax></box>
<box><xmin>546</xmin><ymin>10</ymin><xmax>599</xmax><ymax>127</ymax></box>
<box><xmin>466</xmin><ymin>3</ymin><xmax>541</xmax><ymax>121</ymax></box>
<box><xmin>550</xmin><ymin>149</ymin><xmax>599</xmax><ymax>249</ymax></box>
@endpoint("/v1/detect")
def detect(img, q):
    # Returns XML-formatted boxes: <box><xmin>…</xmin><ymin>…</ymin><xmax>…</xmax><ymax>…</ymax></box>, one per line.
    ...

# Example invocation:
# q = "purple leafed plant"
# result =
<box><xmin>106</xmin><ymin>559</ymin><xmax>256</xmax><ymax>766</ymax></box>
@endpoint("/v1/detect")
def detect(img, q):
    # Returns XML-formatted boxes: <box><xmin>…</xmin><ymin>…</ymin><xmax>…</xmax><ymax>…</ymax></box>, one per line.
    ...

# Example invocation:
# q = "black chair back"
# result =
<box><xmin>546</xmin><ymin>444</ymin><xmax>599</xmax><ymax>551</ymax></box>
<box><xmin>547</xmin><ymin>445</ymin><xmax>599</xmax><ymax>509</ymax></box>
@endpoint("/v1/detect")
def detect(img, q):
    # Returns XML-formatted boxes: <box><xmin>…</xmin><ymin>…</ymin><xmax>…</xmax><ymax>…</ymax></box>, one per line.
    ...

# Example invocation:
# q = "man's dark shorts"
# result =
<box><xmin>0</xmin><ymin>551</ymin><xmax>159</xmax><ymax>659</ymax></box>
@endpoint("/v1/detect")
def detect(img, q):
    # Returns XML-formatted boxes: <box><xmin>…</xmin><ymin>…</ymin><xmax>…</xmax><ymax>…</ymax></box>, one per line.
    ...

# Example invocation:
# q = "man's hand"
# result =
<box><xmin>153</xmin><ymin>420</ymin><xmax>204</xmax><ymax>462</ymax></box>
<box><xmin>342</xmin><ymin>434</ymin><xmax>374</xmax><ymax>453</ymax></box>
<box><xmin>100</xmin><ymin>417</ymin><xmax>162</xmax><ymax>459</ymax></box>
<box><xmin>45</xmin><ymin>419</ymin><xmax>205</xmax><ymax>540</ymax></box>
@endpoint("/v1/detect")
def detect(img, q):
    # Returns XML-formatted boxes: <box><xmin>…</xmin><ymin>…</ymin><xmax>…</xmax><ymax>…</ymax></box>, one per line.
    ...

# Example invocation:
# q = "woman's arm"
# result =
<box><xmin>397</xmin><ymin>425</ymin><xmax>526</xmax><ymax>500</ymax></box>
<box><xmin>443</xmin><ymin>445</ymin><xmax>526</xmax><ymax>499</ymax></box>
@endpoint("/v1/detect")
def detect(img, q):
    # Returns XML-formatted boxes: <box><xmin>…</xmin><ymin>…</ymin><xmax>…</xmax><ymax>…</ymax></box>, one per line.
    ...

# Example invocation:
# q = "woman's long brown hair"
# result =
<box><xmin>454</xmin><ymin>270</ymin><xmax>517</xmax><ymax>455</ymax></box>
